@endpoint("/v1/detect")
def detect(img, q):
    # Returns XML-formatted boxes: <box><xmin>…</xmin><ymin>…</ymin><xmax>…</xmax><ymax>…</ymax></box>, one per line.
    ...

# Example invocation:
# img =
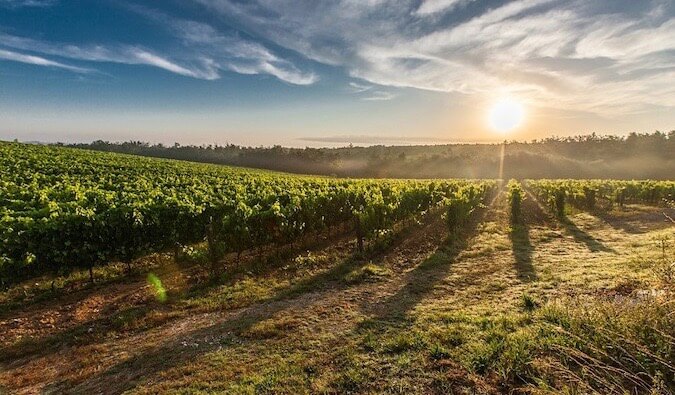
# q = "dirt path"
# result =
<box><xmin>0</xmin><ymin>204</ymin><xmax>456</xmax><ymax>393</ymax></box>
<box><xmin>72</xmin><ymin>210</ymin><xmax>456</xmax><ymax>394</ymax></box>
<box><xmin>65</xmin><ymin>193</ymin><xmax>502</xmax><ymax>394</ymax></box>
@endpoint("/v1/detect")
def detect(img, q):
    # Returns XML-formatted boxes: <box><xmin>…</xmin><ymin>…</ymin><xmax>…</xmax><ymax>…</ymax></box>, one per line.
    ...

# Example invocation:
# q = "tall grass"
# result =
<box><xmin>534</xmin><ymin>296</ymin><xmax>675</xmax><ymax>394</ymax></box>
<box><xmin>467</xmin><ymin>296</ymin><xmax>675</xmax><ymax>393</ymax></box>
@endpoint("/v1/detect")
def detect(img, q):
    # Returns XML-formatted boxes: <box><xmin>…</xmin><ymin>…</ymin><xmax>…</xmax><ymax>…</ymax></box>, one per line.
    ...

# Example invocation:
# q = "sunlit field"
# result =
<box><xmin>2</xmin><ymin>1</ymin><xmax>675</xmax><ymax>394</ymax></box>
<box><xmin>2</xmin><ymin>62</ymin><xmax>674</xmax><ymax>394</ymax></box>
<box><xmin>1</xmin><ymin>142</ymin><xmax>674</xmax><ymax>394</ymax></box>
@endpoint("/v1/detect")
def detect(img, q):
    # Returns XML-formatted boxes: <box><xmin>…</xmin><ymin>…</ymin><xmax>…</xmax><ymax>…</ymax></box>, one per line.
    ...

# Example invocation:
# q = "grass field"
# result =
<box><xmin>1</xmin><ymin>183</ymin><xmax>673</xmax><ymax>394</ymax></box>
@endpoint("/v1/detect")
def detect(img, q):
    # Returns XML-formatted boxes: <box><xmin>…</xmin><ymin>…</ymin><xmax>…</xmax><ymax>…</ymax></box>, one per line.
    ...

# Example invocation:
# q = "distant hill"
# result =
<box><xmin>61</xmin><ymin>132</ymin><xmax>675</xmax><ymax>179</ymax></box>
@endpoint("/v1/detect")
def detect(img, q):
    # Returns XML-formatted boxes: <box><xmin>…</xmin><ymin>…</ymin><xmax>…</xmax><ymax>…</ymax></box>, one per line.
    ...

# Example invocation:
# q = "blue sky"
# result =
<box><xmin>1</xmin><ymin>0</ymin><xmax>674</xmax><ymax>146</ymax></box>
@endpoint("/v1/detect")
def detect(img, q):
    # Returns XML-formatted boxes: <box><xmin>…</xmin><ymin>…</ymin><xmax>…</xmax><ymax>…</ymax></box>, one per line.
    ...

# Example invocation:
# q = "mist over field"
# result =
<box><xmin>66</xmin><ymin>132</ymin><xmax>675</xmax><ymax>179</ymax></box>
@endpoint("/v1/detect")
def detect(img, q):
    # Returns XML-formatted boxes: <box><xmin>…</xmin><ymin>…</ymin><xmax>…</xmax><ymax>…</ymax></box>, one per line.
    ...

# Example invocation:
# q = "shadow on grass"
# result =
<box><xmin>521</xmin><ymin>187</ymin><xmax>615</xmax><ymax>254</ymax></box>
<box><xmin>43</xmin><ymin>297</ymin><xmax>321</xmax><ymax>393</ymax></box>
<box><xmin>324</xmin><ymin>196</ymin><xmax>496</xmax><ymax>391</ymax></box>
<box><xmin>0</xmin><ymin>305</ymin><xmax>154</xmax><ymax>363</ymax></box>
<box><xmin>359</xmin><ymin>200</ymin><xmax>490</xmax><ymax>324</ymax></box>
<box><xmin>0</xmin><ymin>262</ymin><xmax>160</xmax><ymax>319</ymax></box>
<box><xmin>590</xmin><ymin>208</ymin><xmax>649</xmax><ymax>235</ymax></box>
<box><xmin>39</xmin><ymin>263</ymin><xmax>368</xmax><ymax>393</ymax></box>
<box><xmin>1</xmin><ymin>228</ymin><xmax>358</xmax><ymax>365</ymax></box>
<box><xmin>561</xmin><ymin>217</ymin><xmax>616</xmax><ymax>253</ymax></box>
<box><xmin>1</xmin><ymin>224</ymin><xmax>353</xmax><ymax>321</ymax></box>
<box><xmin>42</xmin><ymin>215</ymin><xmax>440</xmax><ymax>394</ymax></box>
<box><xmin>509</xmin><ymin>223</ymin><xmax>537</xmax><ymax>282</ymax></box>
<box><xmin>182</xmin><ymin>226</ymin><xmax>356</xmax><ymax>303</ymax></box>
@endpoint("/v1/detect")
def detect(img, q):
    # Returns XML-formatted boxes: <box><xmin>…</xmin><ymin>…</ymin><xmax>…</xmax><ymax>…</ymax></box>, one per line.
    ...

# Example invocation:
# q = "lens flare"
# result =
<box><xmin>147</xmin><ymin>273</ymin><xmax>167</xmax><ymax>302</ymax></box>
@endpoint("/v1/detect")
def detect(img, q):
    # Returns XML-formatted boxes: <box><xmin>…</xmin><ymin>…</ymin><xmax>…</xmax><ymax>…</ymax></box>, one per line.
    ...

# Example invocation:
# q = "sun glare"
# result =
<box><xmin>488</xmin><ymin>98</ymin><xmax>525</xmax><ymax>133</ymax></box>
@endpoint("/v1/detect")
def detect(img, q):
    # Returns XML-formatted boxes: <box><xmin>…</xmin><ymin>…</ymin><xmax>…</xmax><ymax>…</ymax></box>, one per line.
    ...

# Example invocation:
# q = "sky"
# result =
<box><xmin>1</xmin><ymin>0</ymin><xmax>674</xmax><ymax>147</ymax></box>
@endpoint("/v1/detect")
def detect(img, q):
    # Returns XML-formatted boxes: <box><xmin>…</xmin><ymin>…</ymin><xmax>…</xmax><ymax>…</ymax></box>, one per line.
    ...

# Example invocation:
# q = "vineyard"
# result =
<box><xmin>0</xmin><ymin>142</ymin><xmax>494</xmax><ymax>284</ymax></box>
<box><xmin>526</xmin><ymin>179</ymin><xmax>675</xmax><ymax>217</ymax></box>
<box><xmin>1</xmin><ymin>143</ymin><xmax>674</xmax><ymax>394</ymax></box>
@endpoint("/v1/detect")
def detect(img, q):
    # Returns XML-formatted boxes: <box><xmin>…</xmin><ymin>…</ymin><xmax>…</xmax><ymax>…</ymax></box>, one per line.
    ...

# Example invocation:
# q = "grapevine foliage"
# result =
<box><xmin>526</xmin><ymin>179</ymin><xmax>675</xmax><ymax>216</ymax></box>
<box><xmin>0</xmin><ymin>142</ymin><xmax>495</xmax><ymax>282</ymax></box>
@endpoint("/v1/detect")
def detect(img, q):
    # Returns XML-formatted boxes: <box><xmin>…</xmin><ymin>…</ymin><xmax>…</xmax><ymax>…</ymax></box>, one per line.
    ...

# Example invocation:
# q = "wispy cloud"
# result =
<box><xmin>414</xmin><ymin>0</ymin><xmax>475</xmax><ymax>16</ymax></box>
<box><xmin>130</xmin><ymin>49</ymin><xmax>218</xmax><ymax>79</ymax></box>
<box><xmin>347</xmin><ymin>81</ymin><xmax>395</xmax><ymax>100</ymax></box>
<box><xmin>194</xmin><ymin>0</ymin><xmax>675</xmax><ymax>115</ymax></box>
<box><xmin>127</xmin><ymin>5</ymin><xmax>317</xmax><ymax>85</ymax></box>
<box><xmin>362</xmin><ymin>90</ymin><xmax>397</xmax><ymax>101</ymax></box>
<box><xmin>0</xmin><ymin>4</ymin><xmax>317</xmax><ymax>85</ymax></box>
<box><xmin>348</xmin><ymin>82</ymin><xmax>372</xmax><ymax>93</ymax></box>
<box><xmin>0</xmin><ymin>0</ymin><xmax>56</xmax><ymax>8</ymax></box>
<box><xmin>3</xmin><ymin>0</ymin><xmax>673</xmax><ymax>115</ymax></box>
<box><xmin>0</xmin><ymin>33</ymin><xmax>220</xmax><ymax>79</ymax></box>
<box><xmin>0</xmin><ymin>48</ymin><xmax>91</xmax><ymax>73</ymax></box>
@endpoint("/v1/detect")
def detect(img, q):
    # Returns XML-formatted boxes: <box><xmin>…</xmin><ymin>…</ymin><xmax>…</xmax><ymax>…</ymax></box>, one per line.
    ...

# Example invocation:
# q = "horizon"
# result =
<box><xmin>10</xmin><ymin>130</ymin><xmax>674</xmax><ymax>150</ymax></box>
<box><xmin>1</xmin><ymin>1</ymin><xmax>675</xmax><ymax>146</ymax></box>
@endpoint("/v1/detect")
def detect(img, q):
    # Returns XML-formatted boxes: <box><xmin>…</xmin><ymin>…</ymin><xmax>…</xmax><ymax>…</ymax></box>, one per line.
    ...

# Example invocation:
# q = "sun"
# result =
<box><xmin>488</xmin><ymin>98</ymin><xmax>525</xmax><ymax>133</ymax></box>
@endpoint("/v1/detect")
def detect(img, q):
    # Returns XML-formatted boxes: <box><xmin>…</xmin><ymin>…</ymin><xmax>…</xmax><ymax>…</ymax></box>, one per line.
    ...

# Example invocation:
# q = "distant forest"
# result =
<box><xmin>62</xmin><ymin>132</ymin><xmax>675</xmax><ymax>179</ymax></box>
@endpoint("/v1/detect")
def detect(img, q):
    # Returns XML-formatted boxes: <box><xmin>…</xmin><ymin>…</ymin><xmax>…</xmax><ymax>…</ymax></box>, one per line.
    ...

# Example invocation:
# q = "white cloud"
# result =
<box><xmin>0</xmin><ymin>5</ymin><xmax>317</xmax><ymax>85</ymax></box>
<box><xmin>414</xmin><ymin>0</ymin><xmax>474</xmax><ymax>16</ymax></box>
<box><xmin>348</xmin><ymin>82</ymin><xmax>372</xmax><ymax>93</ymax></box>
<box><xmin>127</xmin><ymin>5</ymin><xmax>317</xmax><ymax>85</ymax></box>
<box><xmin>193</xmin><ymin>0</ymin><xmax>675</xmax><ymax>115</ymax></box>
<box><xmin>346</xmin><ymin>81</ymin><xmax>395</xmax><ymax>100</ymax></box>
<box><xmin>362</xmin><ymin>90</ymin><xmax>396</xmax><ymax>101</ymax></box>
<box><xmin>0</xmin><ymin>0</ymin><xmax>56</xmax><ymax>8</ymax></box>
<box><xmin>4</xmin><ymin>0</ymin><xmax>673</xmax><ymax>112</ymax></box>
<box><xmin>0</xmin><ymin>33</ymin><xmax>219</xmax><ymax>79</ymax></box>
<box><xmin>130</xmin><ymin>49</ymin><xmax>218</xmax><ymax>80</ymax></box>
<box><xmin>0</xmin><ymin>48</ymin><xmax>92</xmax><ymax>73</ymax></box>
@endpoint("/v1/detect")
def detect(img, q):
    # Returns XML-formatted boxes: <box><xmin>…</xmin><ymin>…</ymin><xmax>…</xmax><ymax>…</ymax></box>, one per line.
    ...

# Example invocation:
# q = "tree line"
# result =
<box><xmin>59</xmin><ymin>131</ymin><xmax>675</xmax><ymax>179</ymax></box>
